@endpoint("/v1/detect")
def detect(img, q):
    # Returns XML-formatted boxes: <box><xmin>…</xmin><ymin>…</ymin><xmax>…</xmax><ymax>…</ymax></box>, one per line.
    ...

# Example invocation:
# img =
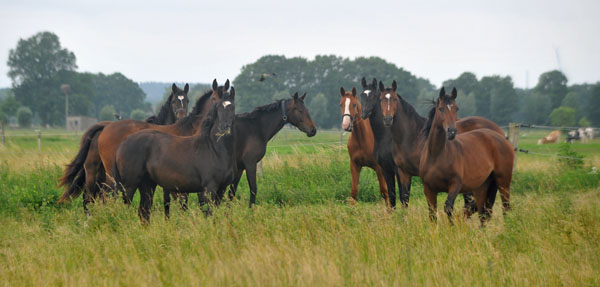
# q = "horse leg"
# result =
<box><xmin>444</xmin><ymin>181</ymin><xmax>463</xmax><ymax>223</ymax></box>
<box><xmin>462</xmin><ymin>192</ymin><xmax>477</xmax><ymax>218</ymax></box>
<box><xmin>423</xmin><ymin>185</ymin><xmax>437</xmax><ymax>222</ymax></box>
<box><xmin>138</xmin><ymin>184</ymin><xmax>154</xmax><ymax>224</ymax></box>
<box><xmin>373</xmin><ymin>165</ymin><xmax>389</xmax><ymax>207</ymax></box>
<box><xmin>472</xmin><ymin>189</ymin><xmax>487</xmax><ymax>227</ymax></box>
<box><xmin>397</xmin><ymin>170</ymin><xmax>411</xmax><ymax>208</ymax></box>
<box><xmin>163</xmin><ymin>189</ymin><xmax>171</xmax><ymax>219</ymax></box>
<box><xmin>228</xmin><ymin>169</ymin><xmax>244</xmax><ymax>201</ymax></box>
<box><xmin>483</xmin><ymin>179</ymin><xmax>498</xmax><ymax>221</ymax></box>
<box><xmin>349</xmin><ymin>161</ymin><xmax>362</xmax><ymax>204</ymax></box>
<box><xmin>381</xmin><ymin>165</ymin><xmax>396</xmax><ymax>209</ymax></box>
<box><xmin>246</xmin><ymin>165</ymin><xmax>259</xmax><ymax>208</ymax></box>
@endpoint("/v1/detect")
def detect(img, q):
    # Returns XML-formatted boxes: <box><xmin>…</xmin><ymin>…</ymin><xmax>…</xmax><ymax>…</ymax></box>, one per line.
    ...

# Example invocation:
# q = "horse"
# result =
<box><xmin>58</xmin><ymin>83</ymin><xmax>191</xmax><ymax>214</ymax></box>
<box><xmin>419</xmin><ymin>87</ymin><xmax>514</xmax><ymax>225</ymax></box>
<box><xmin>359</xmin><ymin>77</ymin><xmax>404</xmax><ymax>209</ymax></box>
<box><xmin>339</xmin><ymin>86</ymin><xmax>389</xmax><ymax>205</ymax></box>
<box><xmin>228</xmin><ymin>92</ymin><xmax>317</xmax><ymax>207</ymax></box>
<box><xmin>114</xmin><ymin>89</ymin><xmax>236</xmax><ymax>223</ymax></box>
<box><xmin>376</xmin><ymin>80</ymin><xmax>506</xmax><ymax>212</ymax></box>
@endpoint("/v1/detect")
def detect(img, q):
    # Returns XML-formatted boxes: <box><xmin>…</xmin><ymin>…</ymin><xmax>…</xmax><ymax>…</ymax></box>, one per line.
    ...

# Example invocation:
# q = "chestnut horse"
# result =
<box><xmin>58</xmin><ymin>83</ymin><xmax>191</xmax><ymax>213</ymax></box>
<box><xmin>376</xmin><ymin>80</ymin><xmax>506</xmax><ymax>211</ymax></box>
<box><xmin>339</xmin><ymin>86</ymin><xmax>388</xmax><ymax>205</ymax></box>
<box><xmin>114</xmin><ymin>89</ymin><xmax>236</xmax><ymax>223</ymax></box>
<box><xmin>419</xmin><ymin>87</ymin><xmax>514</xmax><ymax>225</ymax></box>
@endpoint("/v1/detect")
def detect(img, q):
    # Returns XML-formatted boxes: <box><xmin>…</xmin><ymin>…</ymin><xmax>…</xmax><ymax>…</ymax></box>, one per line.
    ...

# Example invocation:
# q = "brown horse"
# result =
<box><xmin>98</xmin><ymin>80</ymin><xmax>227</xmax><ymax>191</ymax></box>
<box><xmin>114</xmin><ymin>88</ymin><xmax>236</xmax><ymax>223</ymax></box>
<box><xmin>339</xmin><ymin>86</ymin><xmax>388</xmax><ymax>205</ymax></box>
<box><xmin>377</xmin><ymin>80</ymin><xmax>505</xmax><ymax>211</ymax></box>
<box><xmin>419</xmin><ymin>87</ymin><xmax>514</xmax><ymax>225</ymax></box>
<box><xmin>58</xmin><ymin>83</ymin><xmax>191</xmax><ymax>213</ymax></box>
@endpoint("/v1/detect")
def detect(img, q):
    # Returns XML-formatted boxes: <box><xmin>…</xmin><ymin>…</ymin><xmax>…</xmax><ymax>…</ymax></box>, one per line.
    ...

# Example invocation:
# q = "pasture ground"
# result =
<box><xmin>0</xmin><ymin>127</ymin><xmax>599</xmax><ymax>286</ymax></box>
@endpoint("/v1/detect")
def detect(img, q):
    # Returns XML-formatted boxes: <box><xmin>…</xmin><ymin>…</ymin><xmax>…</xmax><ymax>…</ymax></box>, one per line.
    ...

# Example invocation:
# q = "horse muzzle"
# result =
<box><xmin>447</xmin><ymin>127</ymin><xmax>457</xmax><ymax>140</ymax></box>
<box><xmin>307</xmin><ymin>127</ymin><xmax>317</xmax><ymax>137</ymax></box>
<box><xmin>383</xmin><ymin>116</ymin><xmax>393</xmax><ymax>127</ymax></box>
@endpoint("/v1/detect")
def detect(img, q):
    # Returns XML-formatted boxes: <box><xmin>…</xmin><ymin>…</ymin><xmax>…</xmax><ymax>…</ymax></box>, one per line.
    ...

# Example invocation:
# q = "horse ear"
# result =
<box><xmin>378</xmin><ymin>81</ymin><xmax>385</xmax><ymax>92</ymax></box>
<box><xmin>293</xmin><ymin>92</ymin><xmax>299</xmax><ymax>101</ymax></box>
<box><xmin>451</xmin><ymin>87</ymin><xmax>457</xmax><ymax>99</ymax></box>
<box><xmin>340</xmin><ymin>87</ymin><xmax>346</xmax><ymax>97</ymax></box>
<box><xmin>351</xmin><ymin>87</ymin><xmax>357</xmax><ymax>97</ymax></box>
<box><xmin>183</xmin><ymin>83</ymin><xmax>189</xmax><ymax>94</ymax></box>
<box><xmin>392</xmin><ymin>80</ymin><xmax>397</xmax><ymax>92</ymax></box>
<box><xmin>371</xmin><ymin>78</ymin><xmax>377</xmax><ymax>88</ymax></box>
<box><xmin>361</xmin><ymin>77</ymin><xmax>367</xmax><ymax>89</ymax></box>
<box><xmin>172</xmin><ymin>83</ymin><xmax>177</xmax><ymax>93</ymax></box>
<box><xmin>224</xmin><ymin>79</ymin><xmax>230</xmax><ymax>91</ymax></box>
<box><xmin>212</xmin><ymin>79</ymin><xmax>218</xmax><ymax>91</ymax></box>
<box><xmin>300</xmin><ymin>93</ymin><xmax>306</xmax><ymax>101</ymax></box>
<box><xmin>439</xmin><ymin>87</ymin><xmax>446</xmax><ymax>99</ymax></box>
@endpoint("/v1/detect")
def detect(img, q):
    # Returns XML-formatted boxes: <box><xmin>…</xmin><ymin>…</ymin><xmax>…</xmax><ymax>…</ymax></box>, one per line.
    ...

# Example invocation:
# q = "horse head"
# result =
<box><xmin>283</xmin><ymin>92</ymin><xmax>317</xmax><ymax>137</ymax></box>
<box><xmin>378</xmin><ymin>80</ymin><xmax>399</xmax><ymax>127</ymax></box>
<box><xmin>339</xmin><ymin>86</ymin><xmax>360</xmax><ymax>132</ymax></box>
<box><xmin>359</xmin><ymin>77</ymin><xmax>379</xmax><ymax>120</ymax></box>
<box><xmin>433</xmin><ymin>87</ymin><xmax>459</xmax><ymax>140</ymax></box>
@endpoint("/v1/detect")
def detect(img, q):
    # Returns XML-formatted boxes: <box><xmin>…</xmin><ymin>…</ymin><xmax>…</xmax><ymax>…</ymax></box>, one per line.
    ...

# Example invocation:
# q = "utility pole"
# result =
<box><xmin>61</xmin><ymin>84</ymin><xmax>70</xmax><ymax>129</ymax></box>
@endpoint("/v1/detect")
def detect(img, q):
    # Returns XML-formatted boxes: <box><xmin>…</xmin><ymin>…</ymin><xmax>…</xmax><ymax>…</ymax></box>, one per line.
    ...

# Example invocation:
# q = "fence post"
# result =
<box><xmin>507</xmin><ymin>123</ymin><xmax>520</xmax><ymax>173</ymax></box>
<box><xmin>257</xmin><ymin>160</ymin><xmax>263</xmax><ymax>177</ymax></box>
<box><xmin>0</xmin><ymin>122</ymin><xmax>4</xmax><ymax>147</ymax></box>
<box><xmin>36</xmin><ymin>130</ymin><xmax>42</xmax><ymax>152</ymax></box>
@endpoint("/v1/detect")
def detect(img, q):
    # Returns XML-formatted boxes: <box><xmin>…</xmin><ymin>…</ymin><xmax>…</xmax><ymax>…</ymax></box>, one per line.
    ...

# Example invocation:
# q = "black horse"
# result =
<box><xmin>359</xmin><ymin>77</ymin><xmax>405</xmax><ymax>208</ymax></box>
<box><xmin>229</xmin><ymin>92</ymin><xmax>317</xmax><ymax>207</ymax></box>
<box><xmin>113</xmin><ymin>88</ymin><xmax>236</xmax><ymax>223</ymax></box>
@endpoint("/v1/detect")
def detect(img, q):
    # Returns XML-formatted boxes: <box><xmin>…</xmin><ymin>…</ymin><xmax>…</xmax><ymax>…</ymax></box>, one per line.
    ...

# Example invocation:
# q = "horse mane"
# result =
<box><xmin>237</xmin><ymin>100</ymin><xmax>283</xmax><ymax>119</ymax></box>
<box><xmin>397</xmin><ymin>94</ymin><xmax>426</xmax><ymax>125</ymax></box>
<box><xmin>200</xmin><ymin>102</ymin><xmax>219</xmax><ymax>139</ymax></box>
<box><xmin>191</xmin><ymin>90</ymin><xmax>213</xmax><ymax>115</ymax></box>
<box><xmin>146</xmin><ymin>93</ymin><xmax>174</xmax><ymax>124</ymax></box>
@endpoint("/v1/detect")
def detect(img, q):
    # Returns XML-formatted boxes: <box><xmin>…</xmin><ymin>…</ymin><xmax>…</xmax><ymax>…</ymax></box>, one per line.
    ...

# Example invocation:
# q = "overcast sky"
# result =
<box><xmin>0</xmin><ymin>0</ymin><xmax>599</xmax><ymax>89</ymax></box>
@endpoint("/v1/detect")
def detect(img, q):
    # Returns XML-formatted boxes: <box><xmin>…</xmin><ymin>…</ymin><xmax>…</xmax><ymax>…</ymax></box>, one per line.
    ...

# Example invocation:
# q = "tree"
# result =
<box><xmin>523</xmin><ymin>92</ymin><xmax>552</xmax><ymax>125</ymax></box>
<box><xmin>549</xmin><ymin>107</ymin><xmax>576</xmax><ymax>127</ymax></box>
<box><xmin>16</xmin><ymin>107</ymin><xmax>33</xmax><ymax>128</ymax></box>
<box><xmin>560</xmin><ymin>92</ymin><xmax>581</xmax><ymax>120</ymax></box>
<box><xmin>456</xmin><ymin>92</ymin><xmax>476</xmax><ymax>117</ymax></box>
<box><xmin>535</xmin><ymin>70</ymin><xmax>568</xmax><ymax>110</ymax></box>
<box><xmin>0</xmin><ymin>95</ymin><xmax>21</xmax><ymax>117</ymax></box>
<box><xmin>0</xmin><ymin>112</ymin><xmax>7</xmax><ymax>124</ymax></box>
<box><xmin>99</xmin><ymin>105</ymin><xmax>116</xmax><ymax>121</ymax></box>
<box><xmin>7</xmin><ymin>31</ymin><xmax>77</xmax><ymax>85</ymax></box>
<box><xmin>481</xmin><ymin>76</ymin><xmax>518</xmax><ymax>125</ymax></box>
<box><xmin>93</xmin><ymin>73</ymin><xmax>147</xmax><ymax>118</ymax></box>
<box><xmin>130</xmin><ymin>109</ymin><xmax>146</xmax><ymax>121</ymax></box>
<box><xmin>579</xmin><ymin>117</ymin><xmax>591</xmax><ymax>127</ymax></box>
<box><xmin>307</xmin><ymin>93</ymin><xmax>329</xmax><ymax>128</ymax></box>
<box><xmin>589</xmin><ymin>83</ymin><xmax>600</xmax><ymax>126</ymax></box>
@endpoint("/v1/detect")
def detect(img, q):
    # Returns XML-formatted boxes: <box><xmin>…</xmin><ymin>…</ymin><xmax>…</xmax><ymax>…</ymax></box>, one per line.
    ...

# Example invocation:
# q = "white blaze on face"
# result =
<box><xmin>364</xmin><ymin>90</ymin><xmax>371</xmax><ymax>96</ymax></box>
<box><xmin>385</xmin><ymin>93</ymin><xmax>391</xmax><ymax>111</ymax></box>
<box><xmin>177</xmin><ymin>95</ymin><xmax>185</xmax><ymax>106</ymax></box>
<box><xmin>342</xmin><ymin>98</ymin><xmax>351</xmax><ymax>130</ymax></box>
<box><xmin>447</xmin><ymin>104</ymin><xmax>451</xmax><ymax>111</ymax></box>
<box><xmin>222</xmin><ymin>101</ymin><xmax>232</xmax><ymax>108</ymax></box>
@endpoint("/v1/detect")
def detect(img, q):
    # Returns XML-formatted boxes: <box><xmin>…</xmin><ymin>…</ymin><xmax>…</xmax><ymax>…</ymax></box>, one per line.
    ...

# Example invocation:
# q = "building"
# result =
<box><xmin>67</xmin><ymin>116</ymin><xmax>97</xmax><ymax>132</ymax></box>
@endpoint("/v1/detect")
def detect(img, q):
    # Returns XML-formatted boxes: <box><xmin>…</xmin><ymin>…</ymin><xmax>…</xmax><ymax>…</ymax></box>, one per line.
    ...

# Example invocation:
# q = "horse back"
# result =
<box><xmin>457</xmin><ymin>116</ymin><xmax>504</xmax><ymax>136</ymax></box>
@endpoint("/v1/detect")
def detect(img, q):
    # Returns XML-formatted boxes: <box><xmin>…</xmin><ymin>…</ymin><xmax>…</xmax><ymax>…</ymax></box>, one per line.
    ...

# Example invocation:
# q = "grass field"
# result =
<box><xmin>0</xmin><ymin>126</ymin><xmax>599</xmax><ymax>286</ymax></box>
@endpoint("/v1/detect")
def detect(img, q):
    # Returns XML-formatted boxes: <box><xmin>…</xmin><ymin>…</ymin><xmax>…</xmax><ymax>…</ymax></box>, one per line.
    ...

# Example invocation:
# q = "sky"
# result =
<box><xmin>0</xmin><ymin>0</ymin><xmax>599</xmax><ymax>89</ymax></box>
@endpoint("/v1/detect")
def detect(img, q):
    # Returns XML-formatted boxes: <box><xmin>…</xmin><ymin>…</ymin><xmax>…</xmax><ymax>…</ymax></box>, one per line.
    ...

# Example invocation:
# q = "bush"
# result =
<box><xmin>0</xmin><ymin>111</ymin><xmax>7</xmax><ymax>124</ymax></box>
<box><xmin>16</xmin><ymin>107</ymin><xmax>33</xmax><ymax>128</ymax></box>
<box><xmin>558</xmin><ymin>143</ymin><xmax>584</xmax><ymax>169</ymax></box>
<box><xmin>578</xmin><ymin>117</ymin><xmax>591</xmax><ymax>127</ymax></box>
<box><xmin>549</xmin><ymin>106</ymin><xmax>576</xmax><ymax>127</ymax></box>
<box><xmin>99</xmin><ymin>105</ymin><xmax>116</xmax><ymax>121</ymax></box>
<box><xmin>129</xmin><ymin>109</ymin><xmax>146</xmax><ymax>121</ymax></box>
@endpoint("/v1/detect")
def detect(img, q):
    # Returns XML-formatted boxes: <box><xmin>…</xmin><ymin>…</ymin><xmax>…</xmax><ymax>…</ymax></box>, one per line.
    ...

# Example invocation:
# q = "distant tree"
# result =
<box><xmin>523</xmin><ymin>92</ymin><xmax>552</xmax><ymax>125</ymax></box>
<box><xmin>579</xmin><ymin>117</ymin><xmax>591</xmax><ymax>127</ymax></box>
<box><xmin>560</xmin><ymin>92</ymin><xmax>581</xmax><ymax>120</ymax></box>
<box><xmin>480</xmin><ymin>75</ymin><xmax>518</xmax><ymax>125</ymax></box>
<box><xmin>589</xmin><ymin>83</ymin><xmax>600</xmax><ymax>126</ymax></box>
<box><xmin>0</xmin><ymin>112</ymin><xmax>7</xmax><ymax>124</ymax></box>
<box><xmin>0</xmin><ymin>95</ymin><xmax>21</xmax><ymax>117</ymax></box>
<box><xmin>16</xmin><ymin>107</ymin><xmax>33</xmax><ymax>128</ymax></box>
<box><xmin>93</xmin><ymin>73</ymin><xmax>146</xmax><ymax>118</ymax></box>
<box><xmin>443</xmin><ymin>72</ymin><xmax>480</xmax><ymax>97</ymax></box>
<box><xmin>456</xmin><ymin>91</ymin><xmax>476</xmax><ymax>117</ymax></box>
<box><xmin>69</xmin><ymin>93</ymin><xmax>92</xmax><ymax>116</ymax></box>
<box><xmin>549</xmin><ymin>107</ymin><xmax>576</xmax><ymax>127</ymax></box>
<box><xmin>307</xmin><ymin>93</ymin><xmax>329</xmax><ymax>128</ymax></box>
<box><xmin>99</xmin><ymin>105</ymin><xmax>116</xmax><ymax>121</ymax></box>
<box><xmin>130</xmin><ymin>109</ymin><xmax>146</xmax><ymax>121</ymax></box>
<box><xmin>535</xmin><ymin>70</ymin><xmax>568</xmax><ymax>110</ymax></box>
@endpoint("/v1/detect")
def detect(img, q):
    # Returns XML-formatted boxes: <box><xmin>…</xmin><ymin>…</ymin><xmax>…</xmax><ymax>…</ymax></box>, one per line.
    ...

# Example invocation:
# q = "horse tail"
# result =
<box><xmin>58</xmin><ymin>124</ymin><xmax>106</xmax><ymax>203</ymax></box>
<box><xmin>485</xmin><ymin>174</ymin><xmax>498</xmax><ymax>211</ymax></box>
<box><xmin>112</xmin><ymin>161</ymin><xmax>129</xmax><ymax>204</ymax></box>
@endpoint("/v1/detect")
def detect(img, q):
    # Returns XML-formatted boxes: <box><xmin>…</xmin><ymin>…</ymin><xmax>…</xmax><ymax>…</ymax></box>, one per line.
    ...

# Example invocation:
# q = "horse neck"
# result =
<box><xmin>391</xmin><ymin>100</ymin><xmax>427</xmax><ymax>146</ymax></box>
<box><xmin>256</xmin><ymin>104</ymin><xmax>286</xmax><ymax>141</ymax></box>
<box><xmin>425</xmin><ymin>116</ymin><xmax>448</xmax><ymax>159</ymax></box>
<box><xmin>368</xmin><ymin>104</ymin><xmax>390</xmax><ymax>145</ymax></box>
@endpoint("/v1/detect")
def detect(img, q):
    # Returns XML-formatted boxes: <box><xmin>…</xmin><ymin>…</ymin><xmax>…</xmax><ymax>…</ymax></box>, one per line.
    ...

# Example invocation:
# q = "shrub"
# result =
<box><xmin>129</xmin><ymin>109</ymin><xmax>146</xmax><ymax>121</ymax></box>
<box><xmin>558</xmin><ymin>143</ymin><xmax>584</xmax><ymax>169</ymax></box>
<box><xmin>16</xmin><ymin>106</ymin><xmax>33</xmax><ymax>128</ymax></box>
<box><xmin>99</xmin><ymin>105</ymin><xmax>116</xmax><ymax>121</ymax></box>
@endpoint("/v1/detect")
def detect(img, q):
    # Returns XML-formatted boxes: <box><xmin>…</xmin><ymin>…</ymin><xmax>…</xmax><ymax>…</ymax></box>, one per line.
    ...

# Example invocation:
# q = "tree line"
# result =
<box><xmin>2</xmin><ymin>31</ymin><xmax>599</xmax><ymax>129</ymax></box>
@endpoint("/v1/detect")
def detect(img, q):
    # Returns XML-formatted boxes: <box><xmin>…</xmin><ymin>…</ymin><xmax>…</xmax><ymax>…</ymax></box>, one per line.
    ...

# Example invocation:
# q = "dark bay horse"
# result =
<box><xmin>98</xmin><ymin>80</ymin><xmax>227</xmax><ymax>189</ymax></box>
<box><xmin>114</xmin><ymin>89</ymin><xmax>236</xmax><ymax>223</ymax></box>
<box><xmin>359</xmin><ymin>77</ymin><xmax>404</xmax><ymax>209</ymax></box>
<box><xmin>58</xmin><ymin>83</ymin><xmax>191</xmax><ymax>213</ymax></box>
<box><xmin>419</xmin><ymin>88</ymin><xmax>514</xmax><ymax>225</ymax></box>
<box><xmin>228</xmin><ymin>92</ymin><xmax>317</xmax><ymax>207</ymax></box>
<box><xmin>339</xmin><ymin>86</ymin><xmax>388</xmax><ymax>205</ymax></box>
<box><xmin>376</xmin><ymin>80</ymin><xmax>506</xmax><ymax>210</ymax></box>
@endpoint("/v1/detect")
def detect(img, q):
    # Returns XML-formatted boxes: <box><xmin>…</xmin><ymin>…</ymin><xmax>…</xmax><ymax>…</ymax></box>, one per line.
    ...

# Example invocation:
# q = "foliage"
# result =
<box><xmin>558</xmin><ymin>143</ymin><xmax>584</xmax><ymax>169</ymax></box>
<box><xmin>456</xmin><ymin>92</ymin><xmax>476</xmax><ymax>117</ymax></box>
<box><xmin>589</xmin><ymin>83</ymin><xmax>600</xmax><ymax>126</ymax></box>
<box><xmin>93</xmin><ymin>72</ymin><xmax>148</xmax><ymax>117</ymax></box>
<box><xmin>0</xmin><ymin>112</ymin><xmax>7</xmax><ymax>124</ymax></box>
<box><xmin>579</xmin><ymin>117</ymin><xmax>591</xmax><ymax>127</ymax></box>
<box><xmin>129</xmin><ymin>109</ymin><xmax>146</xmax><ymax>121</ymax></box>
<box><xmin>307</xmin><ymin>93</ymin><xmax>330</xmax><ymax>128</ymax></box>
<box><xmin>535</xmin><ymin>70</ymin><xmax>568</xmax><ymax>110</ymax></box>
<box><xmin>99</xmin><ymin>105</ymin><xmax>116</xmax><ymax>121</ymax></box>
<box><xmin>0</xmin><ymin>95</ymin><xmax>21</xmax><ymax>117</ymax></box>
<box><xmin>16</xmin><ymin>107</ymin><xmax>33</xmax><ymax>127</ymax></box>
<box><xmin>484</xmin><ymin>75</ymin><xmax>519</xmax><ymax>125</ymax></box>
<box><xmin>549</xmin><ymin>106</ymin><xmax>576</xmax><ymax>127</ymax></box>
